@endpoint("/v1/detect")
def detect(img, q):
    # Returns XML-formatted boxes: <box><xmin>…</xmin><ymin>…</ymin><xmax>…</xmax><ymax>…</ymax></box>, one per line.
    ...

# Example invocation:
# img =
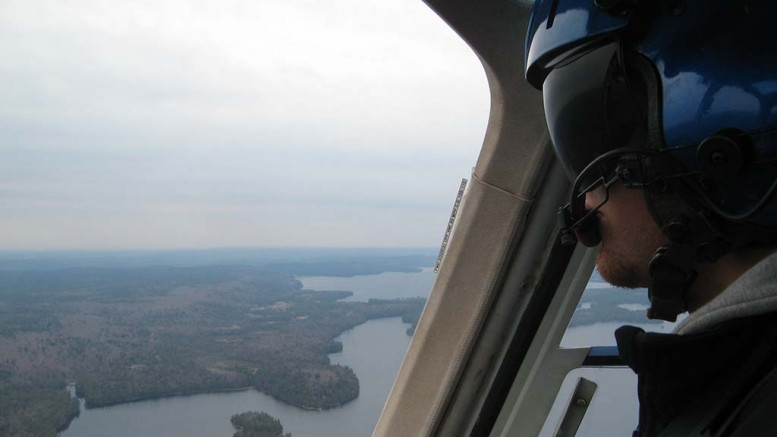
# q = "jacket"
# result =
<box><xmin>615</xmin><ymin>252</ymin><xmax>777</xmax><ymax>437</ymax></box>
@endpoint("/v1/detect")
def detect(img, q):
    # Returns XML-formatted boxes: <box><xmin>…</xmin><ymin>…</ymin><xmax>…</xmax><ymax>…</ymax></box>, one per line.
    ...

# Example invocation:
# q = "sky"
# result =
<box><xmin>0</xmin><ymin>0</ymin><xmax>489</xmax><ymax>250</ymax></box>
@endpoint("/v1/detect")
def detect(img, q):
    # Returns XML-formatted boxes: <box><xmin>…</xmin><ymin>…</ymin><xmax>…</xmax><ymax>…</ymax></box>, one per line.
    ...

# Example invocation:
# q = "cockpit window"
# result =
<box><xmin>0</xmin><ymin>1</ymin><xmax>487</xmax><ymax>436</ymax></box>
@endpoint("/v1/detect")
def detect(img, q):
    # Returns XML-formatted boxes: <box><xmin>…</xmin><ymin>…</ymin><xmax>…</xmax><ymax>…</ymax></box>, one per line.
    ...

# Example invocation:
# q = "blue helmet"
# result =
<box><xmin>525</xmin><ymin>0</ymin><xmax>777</xmax><ymax>320</ymax></box>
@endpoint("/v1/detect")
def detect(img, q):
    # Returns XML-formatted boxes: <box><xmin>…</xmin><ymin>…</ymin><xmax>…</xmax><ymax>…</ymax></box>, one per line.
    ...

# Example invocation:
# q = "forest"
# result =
<box><xmin>0</xmin><ymin>253</ymin><xmax>430</xmax><ymax>437</ymax></box>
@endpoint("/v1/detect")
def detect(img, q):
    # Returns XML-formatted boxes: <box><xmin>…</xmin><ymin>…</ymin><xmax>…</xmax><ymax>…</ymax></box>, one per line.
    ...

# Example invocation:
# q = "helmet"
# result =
<box><xmin>525</xmin><ymin>0</ymin><xmax>777</xmax><ymax>321</ymax></box>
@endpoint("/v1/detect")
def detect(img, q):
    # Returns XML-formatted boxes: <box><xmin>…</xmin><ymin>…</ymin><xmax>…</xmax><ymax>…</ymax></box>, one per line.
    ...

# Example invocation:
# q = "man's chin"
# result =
<box><xmin>596</xmin><ymin>251</ymin><xmax>645</xmax><ymax>289</ymax></box>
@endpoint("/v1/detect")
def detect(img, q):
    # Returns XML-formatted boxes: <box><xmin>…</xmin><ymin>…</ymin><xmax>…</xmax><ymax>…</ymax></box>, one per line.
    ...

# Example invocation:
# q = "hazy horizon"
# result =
<box><xmin>0</xmin><ymin>246</ymin><xmax>440</xmax><ymax>271</ymax></box>
<box><xmin>0</xmin><ymin>245</ymin><xmax>439</xmax><ymax>253</ymax></box>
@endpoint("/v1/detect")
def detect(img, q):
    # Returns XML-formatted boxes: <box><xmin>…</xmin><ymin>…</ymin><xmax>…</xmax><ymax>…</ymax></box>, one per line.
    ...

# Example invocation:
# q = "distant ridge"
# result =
<box><xmin>0</xmin><ymin>247</ymin><xmax>437</xmax><ymax>272</ymax></box>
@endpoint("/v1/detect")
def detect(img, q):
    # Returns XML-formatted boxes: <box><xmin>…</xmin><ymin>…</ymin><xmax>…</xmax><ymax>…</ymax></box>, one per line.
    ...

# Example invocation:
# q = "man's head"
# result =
<box><xmin>524</xmin><ymin>0</ymin><xmax>777</xmax><ymax>320</ymax></box>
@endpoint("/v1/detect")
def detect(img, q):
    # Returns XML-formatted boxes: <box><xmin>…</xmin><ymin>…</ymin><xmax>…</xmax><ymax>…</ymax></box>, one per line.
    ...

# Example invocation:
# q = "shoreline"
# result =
<box><xmin>73</xmin><ymin>315</ymin><xmax>410</xmax><ymax>413</ymax></box>
<box><xmin>81</xmin><ymin>384</ymin><xmax>353</xmax><ymax>411</ymax></box>
<box><xmin>58</xmin><ymin>316</ymin><xmax>415</xmax><ymax>435</ymax></box>
<box><xmin>55</xmin><ymin>316</ymin><xmax>416</xmax><ymax>437</ymax></box>
<box><xmin>59</xmin><ymin>385</ymin><xmax>352</xmax><ymax>434</ymax></box>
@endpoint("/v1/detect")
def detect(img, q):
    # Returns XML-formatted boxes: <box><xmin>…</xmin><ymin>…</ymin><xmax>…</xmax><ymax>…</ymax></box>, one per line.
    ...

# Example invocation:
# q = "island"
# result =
<box><xmin>231</xmin><ymin>411</ymin><xmax>291</xmax><ymax>437</ymax></box>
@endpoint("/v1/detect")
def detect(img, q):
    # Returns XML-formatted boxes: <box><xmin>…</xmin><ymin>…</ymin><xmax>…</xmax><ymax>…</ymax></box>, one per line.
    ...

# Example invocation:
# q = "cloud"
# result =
<box><xmin>0</xmin><ymin>0</ymin><xmax>488</xmax><ymax>249</ymax></box>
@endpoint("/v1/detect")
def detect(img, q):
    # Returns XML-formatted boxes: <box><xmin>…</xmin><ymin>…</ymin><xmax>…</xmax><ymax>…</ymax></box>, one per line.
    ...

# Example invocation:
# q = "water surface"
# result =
<box><xmin>299</xmin><ymin>268</ymin><xmax>434</xmax><ymax>302</ymax></box>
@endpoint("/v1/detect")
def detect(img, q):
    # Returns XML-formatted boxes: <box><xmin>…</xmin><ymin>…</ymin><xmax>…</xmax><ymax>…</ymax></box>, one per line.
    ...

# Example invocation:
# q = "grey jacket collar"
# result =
<box><xmin>676</xmin><ymin>251</ymin><xmax>777</xmax><ymax>335</ymax></box>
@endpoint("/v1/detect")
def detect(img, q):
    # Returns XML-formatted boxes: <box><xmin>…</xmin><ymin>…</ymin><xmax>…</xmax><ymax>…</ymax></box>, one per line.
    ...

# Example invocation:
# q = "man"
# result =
<box><xmin>525</xmin><ymin>1</ymin><xmax>777</xmax><ymax>436</ymax></box>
